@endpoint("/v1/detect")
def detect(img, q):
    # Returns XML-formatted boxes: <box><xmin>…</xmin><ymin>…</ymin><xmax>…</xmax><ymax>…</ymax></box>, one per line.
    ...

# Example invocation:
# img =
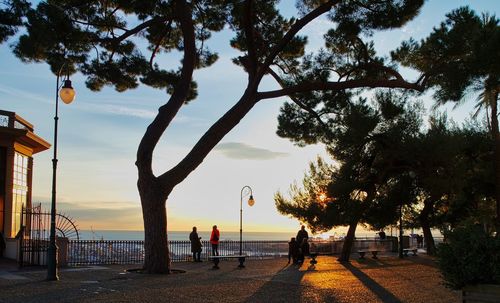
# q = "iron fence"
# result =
<box><xmin>68</xmin><ymin>240</ymin><xmax>145</xmax><ymax>266</ymax></box>
<box><xmin>66</xmin><ymin>238</ymin><xmax>402</xmax><ymax>266</ymax></box>
<box><xmin>19</xmin><ymin>204</ymin><xmax>80</xmax><ymax>267</ymax></box>
<box><xmin>19</xmin><ymin>205</ymin><xmax>50</xmax><ymax>267</ymax></box>
<box><xmin>67</xmin><ymin>240</ymin><xmax>290</xmax><ymax>266</ymax></box>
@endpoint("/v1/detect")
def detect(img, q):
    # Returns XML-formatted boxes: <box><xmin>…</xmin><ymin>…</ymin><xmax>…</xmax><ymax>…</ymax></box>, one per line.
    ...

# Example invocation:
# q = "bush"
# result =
<box><xmin>437</xmin><ymin>224</ymin><xmax>500</xmax><ymax>289</ymax></box>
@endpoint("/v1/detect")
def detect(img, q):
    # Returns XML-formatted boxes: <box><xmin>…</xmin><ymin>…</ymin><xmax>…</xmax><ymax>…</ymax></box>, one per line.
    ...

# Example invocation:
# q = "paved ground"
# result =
<box><xmin>0</xmin><ymin>255</ymin><xmax>460</xmax><ymax>303</ymax></box>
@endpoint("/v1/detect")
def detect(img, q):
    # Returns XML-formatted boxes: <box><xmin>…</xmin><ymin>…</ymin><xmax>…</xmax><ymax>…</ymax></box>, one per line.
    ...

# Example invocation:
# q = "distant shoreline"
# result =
<box><xmin>79</xmin><ymin>230</ymin><xmax>297</xmax><ymax>241</ymax></box>
<box><xmin>77</xmin><ymin>229</ymin><xmax>438</xmax><ymax>241</ymax></box>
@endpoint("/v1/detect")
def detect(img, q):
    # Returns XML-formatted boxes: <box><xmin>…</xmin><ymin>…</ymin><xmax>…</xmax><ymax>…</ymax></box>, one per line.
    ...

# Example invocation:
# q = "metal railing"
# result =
<box><xmin>68</xmin><ymin>240</ymin><xmax>145</xmax><ymax>266</ymax></box>
<box><xmin>66</xmin><ymin>238</ymin><xmax>399</xmax><ymax>266</ymax></box>
<box><xmin>67</xmin><ymin>240</ymin><xmax>290</xmax><ymax>266</ymax></box>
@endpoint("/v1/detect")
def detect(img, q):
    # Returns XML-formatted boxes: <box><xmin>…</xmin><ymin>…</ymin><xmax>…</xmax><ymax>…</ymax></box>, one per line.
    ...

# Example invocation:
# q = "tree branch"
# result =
<box><xmin>243</xmin><ymin>0</ymin><xmax>257</xmax><ymax>77</ymax></box>
<box><xmin>156</xmin><ymin>1</ymin><xmax>340</xmax><ymax>188</ymax></box>
<box><xmin>149</xmin><ymin>20</ymin><xmax>172</xmax><ymax>68</ymax></box>
<box><xmin>257</xmin><ymin>79</ymin><xmax>423</xmax><ymax>100</ymax></box>
<box><xmin>267</xmin><ymin>68</ymin><xmax>328</xmax><ymax>128</ymax></box>
<box><xmin>359</xmin><ymin>62</ymin><xmax>405</xmax><ymax>81</ymax></box>
<box><xmin>71</xmin><ymin>18</ymin><xmax>128</xmax><ymax>31</ymax></box>
<box><xmin>258</xmin><ymin>0</ymin><xmax>338</xmax><ymax>79</ymax></box>
<box><xmin>101</xmin><ymin>16</ymin><xmax>169</xmax><ymax>47</ymax></box>
<box><xmin>158</xmin><ymin>88</ymin><xmax>258</xmax><ymax>187</ymax></box>
<box><xmin>136</xmin><ymin>0</ymin><xmax>196</xmax><ymax>185</ymax></box>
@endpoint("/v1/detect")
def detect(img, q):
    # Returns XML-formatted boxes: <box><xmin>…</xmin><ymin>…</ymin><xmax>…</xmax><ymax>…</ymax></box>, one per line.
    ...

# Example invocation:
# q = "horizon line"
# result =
<box><xmin>81</xmin><ymin>229</ymin><xmax>299</xmax><ymax>233</ymax></box>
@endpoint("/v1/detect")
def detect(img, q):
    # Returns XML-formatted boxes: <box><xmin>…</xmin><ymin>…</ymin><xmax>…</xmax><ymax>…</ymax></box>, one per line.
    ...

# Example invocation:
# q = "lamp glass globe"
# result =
<box><xmin>59</xmin><ymin>87</ymin><xmax>75</xmax><ymax>104</ymax></box>
<box><xmin>248</xmin><ymin>196</ymin><xmax>255</xmax><ymax>207</ymax></box>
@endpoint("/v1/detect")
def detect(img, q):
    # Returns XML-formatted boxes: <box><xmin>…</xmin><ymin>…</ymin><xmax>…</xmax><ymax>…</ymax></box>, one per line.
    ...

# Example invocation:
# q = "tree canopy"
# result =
<box><xmin>276</xmin><ymin>86</ymin><xmax>495</xmax><ymax>256</ymax></box>
<box><xmin>392</xmin><ymin>6</ymin><xmax>500</xmax><ymax>231</ymax></box>
<box><xmin>276</xmin><ymin>91</ymin><xmax>424</xmax><ymax>260</ymax></box>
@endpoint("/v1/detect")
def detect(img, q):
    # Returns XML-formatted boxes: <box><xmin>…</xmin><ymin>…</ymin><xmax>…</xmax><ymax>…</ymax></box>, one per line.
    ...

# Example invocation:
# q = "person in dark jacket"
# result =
<box><xmin>299</xmin><ymin>238</ymin><xmax>310</xmax><ymax>263</ymax></box>
<box><xmin>288</xmin><ymin>237</ymin><xmax>299</xmax><ymax>264</ymax></box>
<box><xmin>189</xmin><ymin>226</ymin><xmax>202</xmax><ymax>262</ymax></box>
<box><xmin>296</xmin><ymin>225</ymin><xmax>309</xmax><ymax>247</ymax></box>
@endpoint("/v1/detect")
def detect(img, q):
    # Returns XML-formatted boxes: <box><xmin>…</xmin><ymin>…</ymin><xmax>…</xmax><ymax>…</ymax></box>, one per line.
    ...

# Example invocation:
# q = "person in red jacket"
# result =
<box><xmin>210</xmin><ymin>225</ymin><xmax>220</xmax><ymax>256</ymax></box>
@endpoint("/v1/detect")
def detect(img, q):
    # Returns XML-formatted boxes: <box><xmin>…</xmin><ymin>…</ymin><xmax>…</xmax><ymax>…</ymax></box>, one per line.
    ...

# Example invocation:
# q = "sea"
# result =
<box><xmin>79</xmin><ymin>230</ymin><xmax>297</xmax><ymax>241</ymax></box>
<box><xmin>77</xmin><ymin>230</ymin><xmax>405</xmax><ymax>241</ymax></box>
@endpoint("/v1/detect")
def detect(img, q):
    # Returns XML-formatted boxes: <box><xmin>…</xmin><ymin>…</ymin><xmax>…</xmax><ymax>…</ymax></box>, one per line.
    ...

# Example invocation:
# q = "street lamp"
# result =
<box><xmin>240</xmin><ymin>186</ymin><xmax>255</xmax><ymax>258</ymax></box>
<box><xmin>47</xmin><ymin>65</ymin><xmax>76</xmax><ymax>281</ymax></box>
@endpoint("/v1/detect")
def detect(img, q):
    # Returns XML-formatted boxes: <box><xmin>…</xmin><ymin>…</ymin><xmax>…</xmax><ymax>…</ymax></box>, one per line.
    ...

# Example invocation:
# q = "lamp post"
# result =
<box><xmin>47</xmin><ymin>65</ymin><xmax>76</xmax><ymax>281</ymax></box>
<box><xmin>240</xmin><ymin>186</ymin><xmax>255</xmax><ymax>257</ymax></box>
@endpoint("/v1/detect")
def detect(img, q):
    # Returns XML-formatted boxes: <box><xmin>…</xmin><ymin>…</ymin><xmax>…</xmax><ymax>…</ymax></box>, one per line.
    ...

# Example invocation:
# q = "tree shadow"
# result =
<box><xmin>341</xmin><ymin>262</ymin><xmax>403</xmax><ymax>303</ymax></box>
<box><xmin>243</xmin><ymin>261</ymin><xmax>335</xmax><ymax>303</ymax></box>
<box><xmin>356</xmin><ymin>254</ymin><xmax>439</xmax><ymax>271</ymax></box>
<box><xmin>403</xmin><ymin>255</ymin><xmax>438</xmax><ymax>268</ymax></box>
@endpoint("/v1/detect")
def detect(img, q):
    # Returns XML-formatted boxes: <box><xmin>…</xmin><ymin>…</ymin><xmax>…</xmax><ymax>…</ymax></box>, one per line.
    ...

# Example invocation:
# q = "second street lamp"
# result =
<box><xmin>240</xmin><ymin>186</ymin><xmax>255</xmax><ymax>260</ymax></box>
<box><xmin>47</xmin><ymin>66</ymin><xmax>76</xmax><ymax>281</ymax></box>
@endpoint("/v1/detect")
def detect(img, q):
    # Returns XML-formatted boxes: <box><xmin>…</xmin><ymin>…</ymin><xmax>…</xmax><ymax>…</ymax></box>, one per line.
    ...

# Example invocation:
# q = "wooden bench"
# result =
<box><xmin>403</xmin><ymin>248</ymin><xmax>418</xmax><ymax>256</ymax></box>
<box><xmin>358</xmin><ymin>250</ymin><xmax>380</xmax><ymax>259</ymax></box>
<box><xmin>208</xmin><ymin>255</ymin><xmax>247</xmax><ymax>269</ymax></box>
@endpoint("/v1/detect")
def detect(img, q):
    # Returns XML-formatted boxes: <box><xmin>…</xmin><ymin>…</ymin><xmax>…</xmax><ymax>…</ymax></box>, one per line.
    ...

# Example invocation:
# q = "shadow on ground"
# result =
<box><xmin>243</xmin><ymin>262</ymin><xmax>340</xmax><ymax>303</ymax></box>
<box><xmin>341</xmin><ymin>261</ymin><xmax>402</xmax><ymax>303</ymax></box>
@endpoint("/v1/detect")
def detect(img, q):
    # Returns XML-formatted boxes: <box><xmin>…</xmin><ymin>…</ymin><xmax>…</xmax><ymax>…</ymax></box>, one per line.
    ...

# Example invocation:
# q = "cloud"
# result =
<box><xmin>78</xmin><ymin>102</ymin><xmax>207</xmax><ymax>126</ymax></box>
<box><xmin>214</xmin><ymin>142</ymin><xmax>289</xmax><ymax>160</ymax></box>
<box><xmin>0</xmin><ymin>84</ymin><xmax>51</xmax><ymax>104</ymax></box>
<box><xmin>77</xmin><ymin>102</ymin><xmax>157</xmax><ymax>119</ymax></box>
<box><xmin>35</xmin><ymin>200</ymin><xmax>143</xmax><ymax>230</ymax></box>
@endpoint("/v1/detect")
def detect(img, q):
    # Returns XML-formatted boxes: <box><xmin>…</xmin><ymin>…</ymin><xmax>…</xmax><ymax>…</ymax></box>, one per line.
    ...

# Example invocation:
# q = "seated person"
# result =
<box><xmin>298</xmin><ymin>238</ymin><xmax>310</xmax><ymax>263</ymax></box>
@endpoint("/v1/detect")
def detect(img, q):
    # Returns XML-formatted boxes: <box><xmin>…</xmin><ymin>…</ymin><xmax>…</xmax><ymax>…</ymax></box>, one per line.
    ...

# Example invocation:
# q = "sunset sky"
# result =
<box><xmin>1</xmin><ymin>1</ymin><xmax>498</xmax><ymax>234</ymax></box>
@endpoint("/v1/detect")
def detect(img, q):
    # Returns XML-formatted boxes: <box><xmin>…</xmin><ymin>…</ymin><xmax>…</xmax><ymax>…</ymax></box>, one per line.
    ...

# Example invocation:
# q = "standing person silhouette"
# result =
<box><xmin>210</xmin><ymin>225</ymin><xmax>220</xmax><ymax>256</ymax></box>
<box><xmin>189</xmin><ymin>226</ymin><xmax>202</xmax><ymax>262</ymax></box>
<box><xmin>296</xmin><ymin>225</ymin><xmax>309</xmax><ymax>247</ymax></box>
<box><xmin>288</xmin><ymin>237</ymin><xmax>299</xmax><ymax>264</ymax></box>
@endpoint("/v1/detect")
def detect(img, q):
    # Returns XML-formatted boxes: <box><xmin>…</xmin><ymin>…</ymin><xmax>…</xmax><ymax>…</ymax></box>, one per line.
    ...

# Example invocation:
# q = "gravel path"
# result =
<box><xmin>0</xmin><ymin>255</ymin><xmax>460</xmax><ymax>303</ymax></box>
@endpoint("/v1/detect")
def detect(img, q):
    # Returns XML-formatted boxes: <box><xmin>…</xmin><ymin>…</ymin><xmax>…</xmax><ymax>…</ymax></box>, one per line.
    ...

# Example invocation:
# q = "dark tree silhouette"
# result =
<box><xmin>392</xmin><ymin>6</ymin><xmax>500</xmax><ymax>232</ymax></box>
<box><xmin>276</xmin><ymin>92</ymin><xmax>424</xmax><ymax>261</ymax></box>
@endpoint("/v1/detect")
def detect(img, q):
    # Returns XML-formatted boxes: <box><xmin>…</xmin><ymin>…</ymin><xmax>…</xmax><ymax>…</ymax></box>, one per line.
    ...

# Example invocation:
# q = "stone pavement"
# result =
<box><xmin>0</xmin><ymin>255</ymin><xmax>460</xmax><ymax>303</ymax></box>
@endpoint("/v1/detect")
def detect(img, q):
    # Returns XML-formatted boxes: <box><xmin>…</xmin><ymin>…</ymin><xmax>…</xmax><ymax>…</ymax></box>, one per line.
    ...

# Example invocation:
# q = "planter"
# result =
<box><xmin>462</xmin><ymin>284</ymin><xmax>500</xmax><ymax>303</ymax></box>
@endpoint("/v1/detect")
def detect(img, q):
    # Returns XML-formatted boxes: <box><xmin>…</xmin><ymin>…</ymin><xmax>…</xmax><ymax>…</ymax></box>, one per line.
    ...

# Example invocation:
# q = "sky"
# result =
<box><xmin>1</xmin><ymin>1</ymin><xmax>498</xmax><ymax>234</ymax></box>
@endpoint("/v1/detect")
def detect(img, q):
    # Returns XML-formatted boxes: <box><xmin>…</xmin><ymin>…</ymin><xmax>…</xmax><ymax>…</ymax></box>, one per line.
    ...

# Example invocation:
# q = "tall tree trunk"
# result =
<box><xmin>492</xmin><ymin>92</ymin><xmax>500</xmax><ymax>235</ymax></box>
<box><xmin>419</xmin><ymin>199</ymin><xmax>436</xmax><ymax>255</ymax></box>
<box><xmin>399</xmin><ymin>204</ymin><xmax>404</xmax><ymax>258</ymax></box>
<box><xmin>139</xmin><ymin>179</ymin><xmax>170</xmax><ymax>273</ymax></box>
<box><xmin>338</xmin><ymin>220</ymin><xmax>358</xmax><ymax>262</ymax></box>
<box><xmin>135</xmin><ymin>0</ymin><xmax>195</xmax><ymax>274</ymax></box>
<box><xmin>420</xmin><ymin>216</ymin><xmax>435</xmax><ymax>255</ymax></box>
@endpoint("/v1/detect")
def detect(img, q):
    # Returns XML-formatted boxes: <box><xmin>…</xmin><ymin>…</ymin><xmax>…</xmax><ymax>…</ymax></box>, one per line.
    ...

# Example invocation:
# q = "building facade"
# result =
<box><xmin>0</xmin><ymin>110</ymin><xmax>50</xmax><ymax>259</ymax></box>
